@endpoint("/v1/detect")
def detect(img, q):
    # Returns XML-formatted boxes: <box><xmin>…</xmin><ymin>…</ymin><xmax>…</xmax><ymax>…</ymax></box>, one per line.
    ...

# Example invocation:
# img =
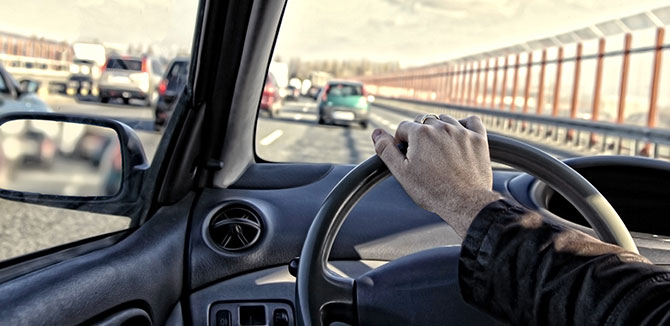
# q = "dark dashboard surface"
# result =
<box><xmin>187</xmin><ymin>157</ymin><xmax>670</xmax><ymax>324</ymax></box>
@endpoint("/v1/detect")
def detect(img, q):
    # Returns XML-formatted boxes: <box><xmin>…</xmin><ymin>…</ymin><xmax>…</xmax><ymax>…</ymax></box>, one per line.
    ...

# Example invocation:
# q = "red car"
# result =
<box><xmin>259</xmin><ymin>73</ymin><xmax>281</xmax><ymax>117</ymax></box>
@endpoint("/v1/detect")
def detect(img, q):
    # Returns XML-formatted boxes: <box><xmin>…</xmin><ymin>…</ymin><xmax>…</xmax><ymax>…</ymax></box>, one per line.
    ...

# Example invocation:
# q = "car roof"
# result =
<box><xmin>327</xmin><ymin>80</ymin><xmax>363</xmax><ymax>86</ymax></box>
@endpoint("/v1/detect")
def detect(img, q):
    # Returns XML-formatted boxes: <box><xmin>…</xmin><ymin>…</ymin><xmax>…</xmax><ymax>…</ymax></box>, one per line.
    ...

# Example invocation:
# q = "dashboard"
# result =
<box><xmin>187</xmin><ymin>156</ymin><xmax>670</xmax><ymax>325</ymax></box>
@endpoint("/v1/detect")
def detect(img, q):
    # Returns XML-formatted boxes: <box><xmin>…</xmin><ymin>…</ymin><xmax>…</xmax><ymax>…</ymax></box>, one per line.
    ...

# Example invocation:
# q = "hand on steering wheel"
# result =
<box><xmin>372</xmin><ymin>114</ymin><xmax>500</xmax><ymax>238</ymax></box>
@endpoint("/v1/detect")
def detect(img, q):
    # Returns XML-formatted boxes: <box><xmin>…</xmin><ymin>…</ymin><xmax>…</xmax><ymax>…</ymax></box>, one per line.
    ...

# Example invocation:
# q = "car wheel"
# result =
<box><xmin>267</xmin><ymin>109</ymin><xmax>275</xmax><ymax>118</ymax></box>
<box><xmin>360</xmin><ymin>120</ymin><xmax>369</xmax><ymax>129</ymax></box>
<box><xmin>101</xmin><ymin>97</ymin><xmax>110</xmax><ymax>104</ymax></box>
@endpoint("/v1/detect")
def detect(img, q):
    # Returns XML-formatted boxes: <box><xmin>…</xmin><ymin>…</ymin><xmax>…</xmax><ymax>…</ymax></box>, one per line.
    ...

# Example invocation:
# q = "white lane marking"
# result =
<box><xmin>259</xmin><ymin>129</ymin><xmax>284</xmax><ymax>146</ymax></box>
<box><xmin>294</xmin><ymin>114</ymin><xmax>303</xmax><ymax>120</ymax></box>
<box><xmin>302</xmin><ymin>106</ymin><xmax>309</xmax><ymax>112</ymax></box>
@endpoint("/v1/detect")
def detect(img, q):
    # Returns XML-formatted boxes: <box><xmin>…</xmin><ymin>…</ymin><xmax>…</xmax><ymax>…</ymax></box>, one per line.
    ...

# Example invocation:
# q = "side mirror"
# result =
<box><xmin>0</xmin><ymin>113</ymin><xmax>148</xmax><ymax>217</ymax></box>
<box><xmin>19</xmin><ymin>79</ymin><xmax>41</xmax><ymax>94</ymax></box>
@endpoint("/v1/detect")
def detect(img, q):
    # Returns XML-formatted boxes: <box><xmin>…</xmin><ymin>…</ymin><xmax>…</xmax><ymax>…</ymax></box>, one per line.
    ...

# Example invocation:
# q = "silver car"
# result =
<box><xmin>98</xmin><ymin>56</ymin><xmax>163</xmax><ymax>106</ymax></box>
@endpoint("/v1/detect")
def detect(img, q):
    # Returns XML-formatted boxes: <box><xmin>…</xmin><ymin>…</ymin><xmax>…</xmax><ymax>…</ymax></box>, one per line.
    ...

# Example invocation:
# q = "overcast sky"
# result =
<box><xmin>2</xmin><ymin>0</ymin><xmax>668</xmax><ymax>65</ymax></box>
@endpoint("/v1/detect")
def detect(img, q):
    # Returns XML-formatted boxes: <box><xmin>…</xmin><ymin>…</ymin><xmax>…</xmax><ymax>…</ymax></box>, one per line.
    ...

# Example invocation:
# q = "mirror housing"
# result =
<box><xmin>0</xmin><ymin>112</ymin><xmax>149</xmax><ymax>220</ymax></box>
<box><xmin>18</xmin><ymin>79</ymin><xmax>41</xmax><ymax>95</ymax></box>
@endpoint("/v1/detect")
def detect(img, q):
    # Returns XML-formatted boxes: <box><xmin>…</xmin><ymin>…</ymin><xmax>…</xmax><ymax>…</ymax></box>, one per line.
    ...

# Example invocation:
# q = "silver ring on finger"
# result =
<box><xmin>417</xmin><ymin>113</ymin><xmax>440</xmax><ymax>124</ymax></box>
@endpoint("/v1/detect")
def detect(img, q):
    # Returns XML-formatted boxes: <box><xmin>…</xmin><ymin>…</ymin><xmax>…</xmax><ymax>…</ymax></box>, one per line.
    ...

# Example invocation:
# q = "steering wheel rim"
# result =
<box><xmin>296</xmin><ymin>133</ymin><xmax>638</xmax><ymax>326</ymax></box>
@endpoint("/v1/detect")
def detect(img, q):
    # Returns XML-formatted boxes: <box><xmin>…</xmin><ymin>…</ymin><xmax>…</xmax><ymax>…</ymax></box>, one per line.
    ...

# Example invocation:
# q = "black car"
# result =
<box><xmin>154</xmin><ymin>58</ymin><xmax>189</xmax><ymax>129</ymax></box>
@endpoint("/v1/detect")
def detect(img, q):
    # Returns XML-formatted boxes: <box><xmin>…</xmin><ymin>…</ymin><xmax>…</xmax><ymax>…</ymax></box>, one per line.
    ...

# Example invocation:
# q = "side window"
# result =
<box><xmin>152</xmin><ymin>60</ymin><xmax>164</xmax><ymax>76</ymax></box>
<box><xmin>0</xmin><ymin>1</ymin><xmax>198</xmax><ymax>262</ymax></box>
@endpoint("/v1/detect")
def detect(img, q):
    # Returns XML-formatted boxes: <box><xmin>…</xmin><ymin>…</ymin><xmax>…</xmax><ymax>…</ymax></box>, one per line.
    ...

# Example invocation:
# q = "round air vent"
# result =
<box><xmin>207</xmin><ymin>205</ymin><xmax>262</xmax><ymax>252</ymax></box>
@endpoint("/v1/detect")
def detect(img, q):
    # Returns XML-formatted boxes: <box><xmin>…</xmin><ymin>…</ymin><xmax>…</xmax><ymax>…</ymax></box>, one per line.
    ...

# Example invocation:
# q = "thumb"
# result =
<box><xmin>372</xmin><ymin>129</ymin><xmax>405</xmax><ymax>174</ymax></box>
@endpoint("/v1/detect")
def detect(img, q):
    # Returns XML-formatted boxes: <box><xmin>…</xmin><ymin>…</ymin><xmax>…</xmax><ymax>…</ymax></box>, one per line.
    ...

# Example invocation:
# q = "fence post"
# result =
<box><xmin>522</xmin><ymin>52</ymin><xmax>533</xmax><ymax>131</ymax></box>
<box><xmin>590</xmin><ymin>38</ymin><xmax>606</xmax><ymax>148</ymax></box>
<box><xmin>460</xmin><ymin>63</ymin><xmax>468</xmax><ymax>104</ymax></box>
<box><xmin>482</xmin><ymin>59</ymin><xmax>490</xmax><ymax>107</ymax></box>
<box><xmin>490</xmin><ymin>58</ymin><xmax>499</xmax><ymax>108</ymax></box>
<box><xmin>474</xmin><ymin>61</ymin><xmax>481</xmax><ymax>106</ymax></box>
<box><xmin>445</xmin><ymin>65</ymin><xmax>453</xmax><ymax>103</ymax></box>
<box><xmin>567</xmin><ymin>43</ymin><xmax>582</xmax><ymax>143</ymax></box>
<box><xmin>499</xmin><ymin>56</ymin><xmax>509</xmax><ymax>109</ymax></box>
<box><xmin>641</xmin><ymin>27</ymin><xmax>664</xmax><ymax>157</ymax></box>
<box><xmin>510</xmin><ymin>53</ymin><xmax>521</xmax><ymax>112</ymax></box>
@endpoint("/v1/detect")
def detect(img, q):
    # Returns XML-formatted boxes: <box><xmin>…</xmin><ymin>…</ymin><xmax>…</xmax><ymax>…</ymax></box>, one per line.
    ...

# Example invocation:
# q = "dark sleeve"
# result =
<box><xmin>458</xmin><ymin>199</ymin><xmax>670</xmax><ymax>326</ymax></box>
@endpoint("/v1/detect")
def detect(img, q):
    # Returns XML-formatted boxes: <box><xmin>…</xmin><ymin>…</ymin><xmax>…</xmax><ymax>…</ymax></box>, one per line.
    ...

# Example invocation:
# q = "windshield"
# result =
<box><xmin>256</xmin><ymin>1</ymin><xmax>670</xmax><ymax>165</ymax></box>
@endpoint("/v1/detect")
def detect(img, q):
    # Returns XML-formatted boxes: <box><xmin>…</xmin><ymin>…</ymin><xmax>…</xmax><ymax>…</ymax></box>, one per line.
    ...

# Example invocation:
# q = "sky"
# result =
<box><xmin>1</xmin><ymin>0</ymin><xmax>668</xmax><ymax>65</ymax></box>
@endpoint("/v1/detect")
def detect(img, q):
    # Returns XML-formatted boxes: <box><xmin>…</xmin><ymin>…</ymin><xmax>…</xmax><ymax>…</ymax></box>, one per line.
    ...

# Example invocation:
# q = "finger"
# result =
<box><xmin>438</xmin><ymin>114</ymin><xmax>462</xmax><ymax>127</ymax></box>
<box><xmin>394</xmin><ymin>120</ymin><xmax>420</xmax><ymax>143</ymax></box>
<box><xmin>372</xmin><ymin>129</ymin><xmax>406</xmax><ymax>173</ymax></box>
<box><xmin>459</xmin><ymin>116</ymin><xmax>487</xmax><ymax>135</ymax></box>
<box><xmin>421</xmin><ymin>116</ymin><xmax>445</xmax><ymax>127</ymax></box>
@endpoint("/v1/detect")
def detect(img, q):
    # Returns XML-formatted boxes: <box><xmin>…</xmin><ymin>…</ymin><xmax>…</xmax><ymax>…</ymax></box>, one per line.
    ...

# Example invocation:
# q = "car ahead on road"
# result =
<box><xmin>155</xmin><ymin>58</ymin><xmax>189</xmax><ymax>130</ymax></box>
<box><xmin>259</xmin><ymin>73</ymin><xmax>281</xmax><ymax>117</ymax></box>
<box><xmin>1</xmin><ymin>2</ymin><xmax>668</xmax><ymax>326</ymax></box>
<box><xmin>98</xmin><ymin>56</ymin><xmax>162</xmax><ymax>106</ymax></box>
<box><xmin>317</xmin><ymin>80</ymin><xmax>370</xmax><ymax>128</ymax></box>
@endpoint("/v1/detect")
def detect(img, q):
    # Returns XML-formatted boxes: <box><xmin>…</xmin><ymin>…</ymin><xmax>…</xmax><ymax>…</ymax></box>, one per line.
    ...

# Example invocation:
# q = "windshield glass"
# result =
<box><xmin>257</xmin><ymin>0</ymin><xmax>670</xmax><ymax>165</ymax></box>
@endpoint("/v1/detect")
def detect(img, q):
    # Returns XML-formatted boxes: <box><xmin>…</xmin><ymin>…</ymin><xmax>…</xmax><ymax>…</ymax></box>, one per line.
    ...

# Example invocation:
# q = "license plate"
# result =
<box><xmin>332</xmin><ymin>111</ymin><xmax>355</xmax><ymax>121</ymax></box>
<box><xmin>111</xmin><ymin>76</ymin><xmax>130</xmax><ymax>83</ymax></box>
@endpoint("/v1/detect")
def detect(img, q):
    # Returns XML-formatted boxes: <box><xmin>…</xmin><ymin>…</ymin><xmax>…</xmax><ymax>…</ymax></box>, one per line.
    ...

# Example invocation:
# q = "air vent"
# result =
<box><xmin>208</xmin><ymin>205</ymin><xmax>262</xmax><ymax>252</ymax></box>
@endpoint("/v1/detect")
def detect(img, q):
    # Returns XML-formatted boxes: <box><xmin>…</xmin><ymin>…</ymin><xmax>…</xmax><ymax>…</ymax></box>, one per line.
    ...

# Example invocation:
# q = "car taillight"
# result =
<box><xmin>101</xmin><ymin>61</ymin><xmax>107</xmax><ymax>72</ymax></box>
<box><xmin>362</xmin><ymin>85</ymin><xmax>368</xmax><ymax>97</ymax></box>
<box><xmin>141</xmin><ymin>57</ymin><xmax>148</xmax><ymax>73</ymax></box>
<box><xmin>322</xmin><ymin>85</ymin><xmax>330</xmax><ymax>101</ymax></box>
<box><xmin>158</xmin><ymin>79</ymin><xmax>168</xmax><ymax>95</ymax></box>
<box><xmin>264</xmin><ymin>84</ymin><xmax>275</xmax><ymax>95</ymax></box>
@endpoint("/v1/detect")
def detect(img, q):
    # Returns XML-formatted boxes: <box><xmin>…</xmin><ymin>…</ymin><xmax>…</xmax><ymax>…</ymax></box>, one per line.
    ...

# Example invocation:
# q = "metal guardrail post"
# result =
<box><xmin>499</xmin><ymin>56</ymin><xmax>509</xmax><ymax>109</ymax></box>
<box><xmin>522</xmin><ymin>52</ymin><xmax>533</xmax><ymax>132</ymax></box>
<box><xmin>482</xmin><ymin>59</ymin><xmax>490</xmax><ymax>107</ymax></box>
<box><xmin>511</xmin><ymin>53</ymin><xmax>521</xmax><ymax>112</ymax></box>
<box><xmin>641</xmin><ymin>27</ymin><xmax>665</xmax><ymax>157</ymax></box>
<box><xmin>567</xmin><ymin>43</ymin><xmax>583</xmax><ymax>143</ymax></box>
<box><xmin>536</xmin><ymin>50</ymin><xmax>548</xmax><ymax>137</ymax></box>
<box><xmin>617</xmin><ymin>34</ymin><xmax>632</xmax><ymax>155</ymax></box>
<box><xmin>445</xmin><ymin>65</ymin><xmax>453</xmax><ymax>102</ymax></box>
<box><xmin>590</xmin><ymin>38</ymin><xmax>606</xmax><ymax>148</ymax></box>
<box><xmin>459</xmin><ymin>63</ymin><xmax>470</xmax><ymax>104</ymax></box>
<box><xmin>490</xmin><ymin>58</ymin><xmax>499</xmax><ymax>108</ymax></box>
<box><xmin>474</xmin><ymin>61</ymin><xmax>481</xmax><ymax>105</ymax></box>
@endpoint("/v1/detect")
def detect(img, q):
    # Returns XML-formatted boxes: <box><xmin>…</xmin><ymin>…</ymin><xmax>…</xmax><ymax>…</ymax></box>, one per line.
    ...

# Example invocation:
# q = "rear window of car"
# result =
<box><xmin>106</xmin><ymin>58</ymin><xmax>142</xmax><ymax>71</ymax></box>
<box><xmin>168</xmin><ymin>61</ymin><xmax>189</xmax><ymax>79</ymax></box>
<box><xmin>327</xmin><ymin>83</ymin><xmax>363</xmax><ymax>97</ymax></box>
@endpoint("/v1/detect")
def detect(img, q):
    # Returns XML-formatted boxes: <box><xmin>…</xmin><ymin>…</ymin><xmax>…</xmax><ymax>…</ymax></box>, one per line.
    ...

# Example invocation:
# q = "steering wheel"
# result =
<box><xmin>296</xmin><ymin>133</ymin><xmax>638</xmax><ymax>325</ymax></box>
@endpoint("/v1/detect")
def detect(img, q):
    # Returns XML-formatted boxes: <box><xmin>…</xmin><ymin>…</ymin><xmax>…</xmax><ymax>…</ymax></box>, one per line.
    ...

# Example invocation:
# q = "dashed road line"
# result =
<box><xmin>259</xmin><ymin>129</ymin><xmax>284</xmax><ymax>146</ymax></box>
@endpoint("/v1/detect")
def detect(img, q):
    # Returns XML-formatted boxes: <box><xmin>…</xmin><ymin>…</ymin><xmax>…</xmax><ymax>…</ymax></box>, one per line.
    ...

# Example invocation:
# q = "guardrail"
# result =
<box><xmin>375</xmin><ymin>97</ymin><xmax>670</xmax><ymax>159</ymax></box>
<box><xmin>359</xmin><ymin>25</ymin><xmax>670</xmax><ymax>157</ymax></box>
<box><xmin>0</xmin><ymin>53</ymin><xmax>70</xmax><ymax>73</ymax></box>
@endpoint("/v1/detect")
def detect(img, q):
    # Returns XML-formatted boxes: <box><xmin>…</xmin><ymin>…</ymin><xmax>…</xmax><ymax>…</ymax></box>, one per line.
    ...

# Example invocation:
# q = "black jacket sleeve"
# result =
<box><xmin>458</xmin><ymin>199</ymin><xmax>670</xmax><ymax>326</ymax></box>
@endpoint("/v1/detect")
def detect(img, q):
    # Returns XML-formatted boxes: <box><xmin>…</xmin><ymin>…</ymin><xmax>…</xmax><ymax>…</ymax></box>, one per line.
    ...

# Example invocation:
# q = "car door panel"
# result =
<box><xmin>0</xmin><ymin>193</ymin><xmax>193</xmax><ymax>326</ymax></box>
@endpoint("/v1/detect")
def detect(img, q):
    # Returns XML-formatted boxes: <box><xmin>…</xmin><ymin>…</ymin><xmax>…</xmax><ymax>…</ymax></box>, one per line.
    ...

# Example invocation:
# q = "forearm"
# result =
<box><xmin>458</xmin><ymin>199</ymin><xmax>670</xmax><ymax>325</ymax></box>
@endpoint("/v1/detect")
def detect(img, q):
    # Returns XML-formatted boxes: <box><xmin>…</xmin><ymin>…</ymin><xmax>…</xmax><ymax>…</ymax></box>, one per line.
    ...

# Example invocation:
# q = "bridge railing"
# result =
<box><xmin>0</xmin><ymin>53</ymin><xmax>71</xmax><ymax>77</ymax></box>
<box><xmin>374</xmin><ymin>96</ymin><xmax>670</xmax><ymax>160</ymax></box>
<box><xmin>359</xmin><ymin>25</ymin><xmax>670</xmax><ymax>157</ymax></box>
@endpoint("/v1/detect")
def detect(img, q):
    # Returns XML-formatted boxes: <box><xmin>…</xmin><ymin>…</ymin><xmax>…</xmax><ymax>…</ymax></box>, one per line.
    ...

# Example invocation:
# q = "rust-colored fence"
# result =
<box><xmin>359</xmin><ymin>26</ymin><xmax>670</xmax><ymax>157</ymax></box>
